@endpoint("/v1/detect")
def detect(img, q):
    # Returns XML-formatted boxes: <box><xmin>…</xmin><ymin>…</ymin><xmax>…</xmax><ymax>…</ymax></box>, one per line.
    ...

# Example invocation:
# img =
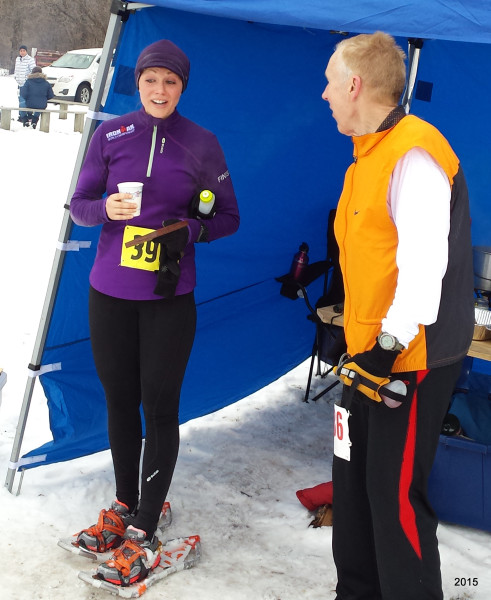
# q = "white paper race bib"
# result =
<box><xmin>334</xmin><ymin>404</ymin><xmax>351</xmax><ymax>461</ymax></box>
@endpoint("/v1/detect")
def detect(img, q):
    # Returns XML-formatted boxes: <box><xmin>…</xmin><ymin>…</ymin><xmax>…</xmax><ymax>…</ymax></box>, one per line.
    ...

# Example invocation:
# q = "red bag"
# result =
<box><xmin>296</xmin><ymin>481</ymin><xmax>333</xmax><ymax>511</ymax></box>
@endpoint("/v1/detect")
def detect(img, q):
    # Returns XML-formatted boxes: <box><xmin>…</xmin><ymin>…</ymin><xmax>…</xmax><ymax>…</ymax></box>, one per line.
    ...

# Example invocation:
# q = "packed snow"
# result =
<box><xmin>0</xmin><ymin>74</ymin><xmax>490</xmax><ymax>600</ymax></box>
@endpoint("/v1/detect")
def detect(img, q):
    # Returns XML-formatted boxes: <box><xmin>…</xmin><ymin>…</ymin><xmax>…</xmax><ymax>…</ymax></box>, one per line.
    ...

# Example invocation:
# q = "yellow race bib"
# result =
<box><xmin>121</xmin><ymin>225</ymin><xmax>161</xmax><ymax>271</ymax></box>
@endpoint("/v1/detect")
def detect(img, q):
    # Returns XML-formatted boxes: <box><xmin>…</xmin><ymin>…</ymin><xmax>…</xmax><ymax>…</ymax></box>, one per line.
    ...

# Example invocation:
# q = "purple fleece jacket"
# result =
<box><xmin>70</xmin><ymin>108</ymin><xmax>239</xmax><ymax>300</ymax></box>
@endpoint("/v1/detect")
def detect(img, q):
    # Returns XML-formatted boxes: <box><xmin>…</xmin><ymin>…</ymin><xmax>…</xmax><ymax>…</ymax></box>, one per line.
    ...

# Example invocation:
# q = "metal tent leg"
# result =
<box><xmin>401</xmin><ymin>38</ymin><xmax>423</xmax><ymax>114</ymax></box>
<box><xmin>4</xmin><ymin>2</ymin><xmax>133</xmax><ymax>494</ymax></box>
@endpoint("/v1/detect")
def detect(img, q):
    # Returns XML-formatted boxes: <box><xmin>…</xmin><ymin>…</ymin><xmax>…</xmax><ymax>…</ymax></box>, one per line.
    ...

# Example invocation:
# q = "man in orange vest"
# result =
<box><xmin>322</xmin><ymin>31</ymin><xmax>474</xmax><ymax>600</ymax></box>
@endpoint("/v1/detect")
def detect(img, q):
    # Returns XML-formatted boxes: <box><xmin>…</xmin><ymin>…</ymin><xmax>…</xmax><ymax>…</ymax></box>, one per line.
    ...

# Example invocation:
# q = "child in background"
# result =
<box><xmin>20</xmin><ymin>66</ymin><xmax>54</xmax><ymax>128</ymax></box>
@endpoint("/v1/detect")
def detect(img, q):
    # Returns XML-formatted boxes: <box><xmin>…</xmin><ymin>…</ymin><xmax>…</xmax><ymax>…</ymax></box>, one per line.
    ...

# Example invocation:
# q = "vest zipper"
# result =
<box><xmin>146</xmin><ymin>125</ymin><xmax>157</xmax><ymax>177</ymax></box>
<box><xmin>341</xmin><ymin>162</ymin><xmax>357</xmax><ymax>335</ymax></box>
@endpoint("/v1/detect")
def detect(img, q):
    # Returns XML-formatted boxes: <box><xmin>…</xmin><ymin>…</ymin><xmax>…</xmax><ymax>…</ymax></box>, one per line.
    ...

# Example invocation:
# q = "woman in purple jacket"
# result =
<box><xmin>69</xmin><ymin>39</ymin><xmax>239</xmax><ymax>587</ymax></box>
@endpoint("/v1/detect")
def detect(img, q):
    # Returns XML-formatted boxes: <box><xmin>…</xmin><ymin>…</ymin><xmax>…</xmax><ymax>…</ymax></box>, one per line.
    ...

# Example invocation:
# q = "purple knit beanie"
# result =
<box><xmin>135</xmin><ymin>39</ymin><xmax>190</xmax><ymax>91</ymax></box>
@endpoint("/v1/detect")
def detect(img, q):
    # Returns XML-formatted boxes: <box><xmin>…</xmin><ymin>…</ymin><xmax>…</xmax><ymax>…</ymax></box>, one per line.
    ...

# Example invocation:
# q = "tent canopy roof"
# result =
<box><xmin>130</xmin><ymin>0</ymin><xmax>491</xmax><ymax>44</ymax></box>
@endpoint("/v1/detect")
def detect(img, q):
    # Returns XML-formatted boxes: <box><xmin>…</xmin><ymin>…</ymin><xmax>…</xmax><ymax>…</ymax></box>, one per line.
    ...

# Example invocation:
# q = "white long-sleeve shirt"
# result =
<box><xmin>381</xmin><ymin>147</ymin><xmax>451</xmax><ymax>348</ymax></box>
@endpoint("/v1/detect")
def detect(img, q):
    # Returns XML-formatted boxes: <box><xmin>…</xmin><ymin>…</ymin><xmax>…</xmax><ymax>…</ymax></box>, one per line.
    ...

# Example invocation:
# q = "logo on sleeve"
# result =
<box><xmin>218</xmin><ymin>170</ymin><xmax>230</xmax><ymax>183</ymax></box>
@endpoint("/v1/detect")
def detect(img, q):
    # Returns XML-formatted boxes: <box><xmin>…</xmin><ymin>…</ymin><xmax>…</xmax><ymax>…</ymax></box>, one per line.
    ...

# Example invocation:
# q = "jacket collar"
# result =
<box><xmin>376</xmin><ymin>105</ymin><xmax>406</xmax><ymax>132</ymax></box>
<box><xmin>352</xmin><ymin>106</ymin><xmax>406</xmax><ymax>160</ymax></box>
<box><xmin>137</xmin><ymin>107</ymin><xmax>181</xmax><ymax>131</ymax></box>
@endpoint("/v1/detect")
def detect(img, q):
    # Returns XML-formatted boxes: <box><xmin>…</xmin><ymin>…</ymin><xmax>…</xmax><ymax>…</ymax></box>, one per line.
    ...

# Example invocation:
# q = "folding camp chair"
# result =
<box><xmin>277</xmin><ymin>209</ymin><xmax>346</xmax><ymax>402</ymax></box>
<box><xmin>302</xmin><ymin>300</ymin><xmax>346</xmax><ymax>402</ymax></box>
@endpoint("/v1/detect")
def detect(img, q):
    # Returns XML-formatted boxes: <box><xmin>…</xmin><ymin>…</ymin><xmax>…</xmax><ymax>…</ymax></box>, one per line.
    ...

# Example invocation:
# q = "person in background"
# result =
<box><xmin>69</xmin><ymin>39</ymin><xmax>239</xmax><ymax>587</ymax></box>
<box><xmin>14</xmin><ymin>45</ymin><xmax>36</xmax><ymax>122</ymax></box>
<box><xmin>20</xmin><ymin>66</ymin><xmax>54</xmax><ymax>128</ymax></box>
<box><xmin>322</xmin><ymin>32</ymin><xmax>473</xmax><ymax>600</ymax></box>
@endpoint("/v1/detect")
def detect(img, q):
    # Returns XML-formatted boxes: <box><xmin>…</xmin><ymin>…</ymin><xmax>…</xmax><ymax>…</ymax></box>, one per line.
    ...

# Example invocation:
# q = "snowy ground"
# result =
<box><xmin>1</xmin><ymin>74</ymin><xmax>490</xmax><ymax>600</ymax></box>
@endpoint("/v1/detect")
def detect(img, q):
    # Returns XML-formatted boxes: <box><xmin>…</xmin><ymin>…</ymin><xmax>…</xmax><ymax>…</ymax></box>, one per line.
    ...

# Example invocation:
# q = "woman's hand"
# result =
<box><xmin>105</xmin><ymin>193</ymin><xmax>138</xmax><ymax>220</ymax></box>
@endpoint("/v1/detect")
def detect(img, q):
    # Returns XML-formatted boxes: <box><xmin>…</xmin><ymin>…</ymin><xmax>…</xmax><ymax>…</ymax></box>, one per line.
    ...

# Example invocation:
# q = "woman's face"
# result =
<box><xmin>138</xmin><ymin>67</ymin><xmax>183</xmax><ymax>119</ymax></box>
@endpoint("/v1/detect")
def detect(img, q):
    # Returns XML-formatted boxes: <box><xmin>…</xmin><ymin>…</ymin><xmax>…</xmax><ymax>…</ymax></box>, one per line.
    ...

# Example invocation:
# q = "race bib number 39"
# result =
<box><xmin>334</xmin><ymin>404</ymin><xmax>351</xmax><ymax>461</ymax></box>
<box><xmin>121</xmin><ymin>225</ymin><xmax>160</xmax><ymax>271</ymax></box>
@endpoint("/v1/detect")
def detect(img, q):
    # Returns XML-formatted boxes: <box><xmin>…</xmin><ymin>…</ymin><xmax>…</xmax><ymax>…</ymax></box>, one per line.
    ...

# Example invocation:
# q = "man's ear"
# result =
<box><xmin>349</xmin><ymin>74</ymin><xmax>362</xmax><ymax>100</ymax></box>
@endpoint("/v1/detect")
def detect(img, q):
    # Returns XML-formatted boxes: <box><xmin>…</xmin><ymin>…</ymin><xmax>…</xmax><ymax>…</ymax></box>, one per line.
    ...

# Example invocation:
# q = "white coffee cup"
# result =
<box><xmin>117</xmin><ymin>182</ymin><xmax>144</xmax><ymax>216</ymax></box>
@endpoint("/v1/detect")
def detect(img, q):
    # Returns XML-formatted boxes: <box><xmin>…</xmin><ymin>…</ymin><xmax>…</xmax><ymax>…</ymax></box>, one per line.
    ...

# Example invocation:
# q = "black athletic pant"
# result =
<box><xmin>332</xmin><ymin>360</ymin><xmax>463</xmax><ymax>600</ymax></box>
<box><xmin>89</xmin><ymin>287</ymin><xmax>196</xmax><ymax>537</ymax></box>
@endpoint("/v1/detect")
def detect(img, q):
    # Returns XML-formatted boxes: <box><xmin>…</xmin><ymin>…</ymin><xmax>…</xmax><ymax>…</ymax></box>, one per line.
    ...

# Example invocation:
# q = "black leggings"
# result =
<box><xmin>89</xmin><ymin>287</ymin><xmax>196</xmax><ymax>536</ymax></box>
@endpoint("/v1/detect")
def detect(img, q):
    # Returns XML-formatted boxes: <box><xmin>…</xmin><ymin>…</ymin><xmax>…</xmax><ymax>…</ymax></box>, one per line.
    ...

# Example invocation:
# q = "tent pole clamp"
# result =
<box><xmin>111</xmin><ymin>0</ymin><xmax>154</xmax><ymax>20</ymax></box>
<box><xmin>111</xmin><ymin>0</ymin><xmax>131</xmax><ymax>20</ymax></box>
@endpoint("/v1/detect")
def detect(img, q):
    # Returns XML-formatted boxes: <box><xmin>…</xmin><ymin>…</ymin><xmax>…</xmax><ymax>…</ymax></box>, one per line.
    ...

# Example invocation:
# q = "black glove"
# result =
<box><xmin>153</xmin><ymin>219</ymin><xmax>189</xmax><ymax>298</ymax></box>
<box><xmin>189</xmin><ymin>190</ymin><xmax>216</xmax><ymax>220</ymax></box>
<box><xmin>335</xmin><ymin>341</ymin><xmax>401</xmax><ymax>407</ymax></box>
<box><xmin>159</xmin><ymin>219</ymin><xmax>189</xmax><ymax>258</ymax></box>
<box><xmin>349</xmin><ymin>342</ymin><xmax>400</xmax><ymax>378</ymax></box>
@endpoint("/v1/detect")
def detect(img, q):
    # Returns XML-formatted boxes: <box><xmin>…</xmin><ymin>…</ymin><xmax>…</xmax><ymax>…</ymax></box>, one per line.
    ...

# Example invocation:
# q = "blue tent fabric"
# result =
<box><xmin>128</xmin><ymin>0</ymin><xmax>491</xmax><ymax>44</ymax></box>
<box><xmin>407</xmin><ymin>38</ymin><xmax>491</xmax><ymax>249</ymax></box>
<box><xmin>20</xmin><ymin>1</ymin><xmax>491</xmax><ymax>469</ymax></box>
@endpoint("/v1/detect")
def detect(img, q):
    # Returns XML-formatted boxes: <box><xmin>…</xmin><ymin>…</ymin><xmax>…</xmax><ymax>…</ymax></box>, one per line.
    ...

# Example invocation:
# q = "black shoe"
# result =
<box><xmin>32</xmin><ymin>122</ymin><xmax>37</xmax><ymax>129</ymax></box>
<box><xmin>23</xmin><ymin>120</ymin><xmax>30</xmax><ymax>127</ymax></box>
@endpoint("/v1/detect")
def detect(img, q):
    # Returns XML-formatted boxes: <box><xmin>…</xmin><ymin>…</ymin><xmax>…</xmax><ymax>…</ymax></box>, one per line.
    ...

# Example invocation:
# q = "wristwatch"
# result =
<box><xmin>377</xmin><ymin>332</ymin><xmax>404</xmax><ymax>352</ymax></box>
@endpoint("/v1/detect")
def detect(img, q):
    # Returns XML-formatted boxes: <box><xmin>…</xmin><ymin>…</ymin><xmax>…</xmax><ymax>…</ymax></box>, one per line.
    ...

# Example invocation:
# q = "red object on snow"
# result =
<box><xmin>296</xmin><ymin>481</ymin><xmax>333</xmax><ymax>511</ymax></box>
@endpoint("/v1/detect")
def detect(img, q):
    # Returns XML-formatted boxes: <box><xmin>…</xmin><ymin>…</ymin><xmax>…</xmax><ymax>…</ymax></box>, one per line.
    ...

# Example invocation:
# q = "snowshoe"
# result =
<box><xmin>58</xmin><ymin>501</ymin><xmax>172</xmax><ymax>562</ymax></box>
<box><xmin>78</xmin><ymin>534</ymin><xmax>201</xmax><ymax>598</ymax></box>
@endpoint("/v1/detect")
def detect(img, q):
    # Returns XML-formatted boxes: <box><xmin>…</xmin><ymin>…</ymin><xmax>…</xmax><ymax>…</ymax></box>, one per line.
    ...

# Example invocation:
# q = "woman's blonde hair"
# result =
<box><xmin>336</xmin><ymin>32</ymin><xmax>406</xmax><ymax>104</ymax></box>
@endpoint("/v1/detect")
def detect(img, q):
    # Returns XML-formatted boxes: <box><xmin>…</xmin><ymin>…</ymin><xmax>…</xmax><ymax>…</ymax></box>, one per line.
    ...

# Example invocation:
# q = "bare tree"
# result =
<box><xmin>0</xmin><ymin>0</ymin><xmax>112</xmax><ymax>70</ymax></box>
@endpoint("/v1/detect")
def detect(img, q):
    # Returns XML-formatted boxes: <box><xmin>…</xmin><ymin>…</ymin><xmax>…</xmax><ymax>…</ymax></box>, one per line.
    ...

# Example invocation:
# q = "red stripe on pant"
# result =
<box><xmin>398</xmin><ymin>369</ymin><xmax>429</xmax><ymax>559</ymax></box>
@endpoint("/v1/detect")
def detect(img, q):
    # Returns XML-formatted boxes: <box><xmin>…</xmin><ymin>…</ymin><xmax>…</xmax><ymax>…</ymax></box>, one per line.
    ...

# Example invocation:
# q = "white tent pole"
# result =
<box><xmin>4</xmin><ymin>0</ymin><xmax>150</xmax><ymax>495</ymax></box>
<box><xmin>402</xmin><ymin>38</ymin><xmax>424</xmax><ymax>114</ymax></box>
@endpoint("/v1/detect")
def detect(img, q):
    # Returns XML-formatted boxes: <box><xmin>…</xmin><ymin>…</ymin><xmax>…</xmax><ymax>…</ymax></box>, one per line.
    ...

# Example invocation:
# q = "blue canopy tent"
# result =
<box><xmin>6</xmin><ymin>0</ymin><xmax>491</xmax><ymax>493</ymax></box>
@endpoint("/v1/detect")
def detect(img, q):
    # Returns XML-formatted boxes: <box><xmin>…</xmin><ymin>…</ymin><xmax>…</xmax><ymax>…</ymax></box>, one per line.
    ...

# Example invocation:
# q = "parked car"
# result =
<box><xmin>42</xmin><ymin>48</ymin><xmax>103</xmax><ymax>104</ymax></box>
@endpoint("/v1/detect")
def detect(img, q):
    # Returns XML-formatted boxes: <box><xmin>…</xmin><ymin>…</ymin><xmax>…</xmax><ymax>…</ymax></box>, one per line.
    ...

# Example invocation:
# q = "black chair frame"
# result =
<box><xmin>276</xmin><ymin>209</ymin><xmax>346</xmax><ymax>402</ymax></box>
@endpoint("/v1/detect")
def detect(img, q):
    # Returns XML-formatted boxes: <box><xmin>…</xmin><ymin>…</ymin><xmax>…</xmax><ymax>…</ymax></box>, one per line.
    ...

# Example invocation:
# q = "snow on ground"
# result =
<box><xmin>0</xmin><ymin>74</ymin><xmax>490</xmax><ymax>600</ymax></box>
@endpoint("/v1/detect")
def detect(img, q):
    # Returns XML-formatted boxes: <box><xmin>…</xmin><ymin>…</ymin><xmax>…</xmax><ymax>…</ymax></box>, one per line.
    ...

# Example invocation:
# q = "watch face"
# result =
<box><xmin>379</xmin><ymin>333</ymin><xmax>396</xmax><ymax>350</ymax></box>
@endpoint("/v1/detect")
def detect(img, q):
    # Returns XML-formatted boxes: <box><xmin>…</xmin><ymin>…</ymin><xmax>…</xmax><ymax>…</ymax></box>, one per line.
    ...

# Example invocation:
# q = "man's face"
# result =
<box><xmin>19</xmin><ymin>48</ymin><xmax>27</xmax><ymax>57</ymax></box>
<box><xmin>322</xmin><ymin>51</ymin><xmax>354</xmax><ymax>136</ymax></box>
